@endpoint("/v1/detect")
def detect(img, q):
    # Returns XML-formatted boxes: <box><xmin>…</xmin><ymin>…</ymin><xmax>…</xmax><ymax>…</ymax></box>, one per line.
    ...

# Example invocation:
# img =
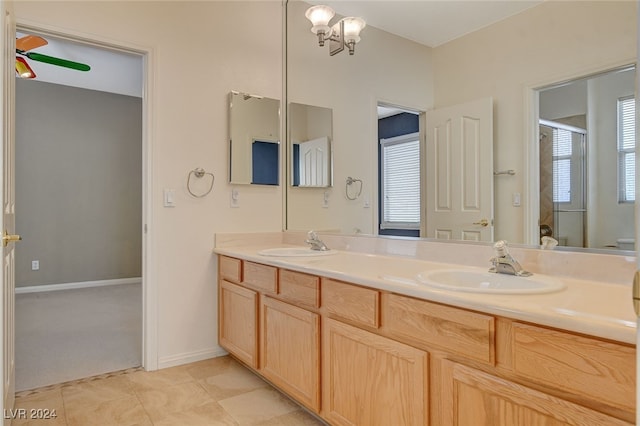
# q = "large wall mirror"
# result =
<box><xmin>229</xmin><ymin>91</ymin><xmax>281</xmax><ymax>185</ymax></box>
<box><xmin>285</xmin><ymin>0</ymin><xmax>636</xmax><ymax>253</ymax></box>
<box><xmin>536</xmin><ymin>66</ymin><xmax>635</xmax><ymax>250</ymax></box>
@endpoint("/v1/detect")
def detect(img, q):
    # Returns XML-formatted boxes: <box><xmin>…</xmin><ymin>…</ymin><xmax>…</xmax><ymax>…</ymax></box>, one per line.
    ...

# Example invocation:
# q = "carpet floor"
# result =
<box><xmin>15</xmin><ymin>283</ymin><xmax>142</xmax><ymax>391</ymax></box>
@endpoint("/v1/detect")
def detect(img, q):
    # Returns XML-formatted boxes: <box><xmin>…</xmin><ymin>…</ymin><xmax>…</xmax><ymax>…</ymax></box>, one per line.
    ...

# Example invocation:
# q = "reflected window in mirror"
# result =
<box><xmin>378</xmin><ymin>106</ymin><xmax>421</xmax><ymax>237</ymax></box>
<box><xmin>228</xmin><ymin>91</ymin><xmax>280</xmax><ymax>186</ymax></box>
<box><xmin>289</xmin><ymin>102</ymin><xmax>333</xmax><ymax>188</ymax></box>
<box><xmin>617</xmin><ymin>95</ymin><xmax>635</xmax><ymax>203</ymax></box>
<box><xmin>537</xmin><ymin>65</ymin><xmax>635</xmax><ymax>250</ymax></box>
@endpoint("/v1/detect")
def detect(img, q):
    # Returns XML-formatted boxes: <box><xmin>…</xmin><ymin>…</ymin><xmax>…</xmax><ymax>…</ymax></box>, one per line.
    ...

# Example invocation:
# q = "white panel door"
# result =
<box><xmin>298</xmin><ymin>136</ymin><xmax>329</xmax><ymax>187</ymax></box>
<box><xmin>1</xmin><ymin>0</ymin><xmax>16</xmax><ymax>420</ymax></box>
<box><xmin>426</xmin><ymin>98</ymin><xmax>493</xmax><ymax>241</ymax></box>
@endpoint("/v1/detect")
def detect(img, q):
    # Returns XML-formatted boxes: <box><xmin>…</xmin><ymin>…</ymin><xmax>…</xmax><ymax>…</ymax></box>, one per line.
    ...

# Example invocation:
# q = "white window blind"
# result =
<box><xmin>552</xmin><ymin>128</ymin><xmax>572</xmax><ymax>203</ymax></box>
<box><xmin>618</xmin><ymin>96</ymin><xmax>635</xmax><ymax>203</ymax></box>
<box><xmin>380</xmin><ymin>133</ymin><xmax>420</xmax><ymax>229</ymax></box>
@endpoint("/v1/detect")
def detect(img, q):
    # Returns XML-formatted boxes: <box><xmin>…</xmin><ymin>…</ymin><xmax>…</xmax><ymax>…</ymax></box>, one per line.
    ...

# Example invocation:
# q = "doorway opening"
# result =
<box><xmin>377</xmin><ymin>103</ymin><xmax>421</xmax><ymax>237</ymax></box>
<box><xmin>14</xmin><ymin>28</ymin><xmax>145</xmax><ymax>391</ymax></box>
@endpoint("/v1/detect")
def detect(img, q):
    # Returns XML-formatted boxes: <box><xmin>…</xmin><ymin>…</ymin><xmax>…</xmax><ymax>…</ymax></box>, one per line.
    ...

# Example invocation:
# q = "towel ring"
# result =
<box><xmin>345</xmin><ymin>176</ymin><xmax>363</xmax><ymax>200</ymax></box>
<box><xmin>187</xmin><ymin>167</ymin><xmax>215</xmax><ymax>198</ymax></box>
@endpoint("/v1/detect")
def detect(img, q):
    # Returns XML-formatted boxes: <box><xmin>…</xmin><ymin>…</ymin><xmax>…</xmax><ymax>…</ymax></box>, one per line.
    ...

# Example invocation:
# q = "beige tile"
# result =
<box><xmin>136</xmin><ymin>381</ymin><xmax>213</xmax><ymax>421</ymax></box>
<box><xmin>153</xmin><ymin>401</ymin><xmax>239</xmax><ymax>426</ymax></box>
<box><xmin>124</xmin><ymin>365</ymin><xmax>194</xmax><ymax>392</ymax></box>
<box><xmin>199</xmin><ymin>362</ymin><xmax>268</xmax><ymax>401</ymax></box>
<box><xmin>15</xmin><ymin>388</ymin><xmax>65</xmax><ymax>411</ymax></box>
<box><xmin>218</xmin><ymin>387</ymin><xmax>300</xmax><ymax>425</ymax></box>
<box><xmin>61</xmin><ymin>376</ymin><xmax>135</xmax><ymax>412</ymax></box>
<box><xmin>255</xmin><ymin>409</ymin><xmax>327</xmax><ymax>426</ymax></box>
<box><xmin>13</xmin><ymin>389</ymin><xmax>67</xmax><ymax>426</ymax></box>
<box><xmin>9</xmin><ymin>409</ymin><xmax>67</xmax><ymax>425</ymax></box>
<box><xmin>65</xmin><ymin>395</ymin><xmax>151</xmax><ymax>426</ymax></box>
<box><xmin>183</xmin><ymin>355</ymin><xmax>238</xmax><ymax>381</ymax></box>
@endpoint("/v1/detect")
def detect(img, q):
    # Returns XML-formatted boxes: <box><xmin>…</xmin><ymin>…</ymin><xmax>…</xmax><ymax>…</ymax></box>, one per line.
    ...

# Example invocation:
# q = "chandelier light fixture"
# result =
<box><xmin>305</xmin><ymin>5</ymin><xmax>366</xmax><ymax>56</ymax></box>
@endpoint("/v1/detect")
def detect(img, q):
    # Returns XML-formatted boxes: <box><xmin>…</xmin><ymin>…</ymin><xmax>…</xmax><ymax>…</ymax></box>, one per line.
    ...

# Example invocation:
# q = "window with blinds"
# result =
<box><xmin>380</xmin><ymin>132</ymin><xmax>420</xmax><ymax>229</ymax></box>
<box><xmin>618</xmin><ymin>96</ymin><xmax>635</xmax><ymax>203</ymax></box>
<box><xmin>552</xmin><ymin>128</ymin><xmax>572</xmax><ymax>203</ymax></box>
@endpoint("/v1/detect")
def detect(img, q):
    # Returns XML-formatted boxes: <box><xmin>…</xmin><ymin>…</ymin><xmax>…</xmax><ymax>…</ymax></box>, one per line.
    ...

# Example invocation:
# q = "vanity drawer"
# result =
<box><xmin>511</xmin><ymin>322</ymin><xmax>635</xmax><ymax>412</ymax></box>
<box><xmin>243</xmin><ymin>261</ymin><xmax>278</xmax><ymax>294</ymax></box>
<box><xmin>219</xmin><ymin>256</ymin><xmax>242</xmax><ymax>283</ymax></box>
<box><xmin>384</xmin><ymin>294</ymin><xmax>495</xmax><ymax>365</ymax></box>
<box><xmin>321</xmin><ymin>278</ymin><xmax>380</xmax><ymax>328</ymax></box>
<box><xmin>279</xmin><ymin>269</ymin><xmax>320</xmax><ymax>308</ymax></box>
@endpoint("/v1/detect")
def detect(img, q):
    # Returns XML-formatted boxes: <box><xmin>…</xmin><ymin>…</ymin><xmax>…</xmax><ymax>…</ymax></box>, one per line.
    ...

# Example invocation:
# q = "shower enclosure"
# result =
<box><xmin>539</xmin><ymin>120</ymin><xmax>587</xmax><ymax>247</ymax></box>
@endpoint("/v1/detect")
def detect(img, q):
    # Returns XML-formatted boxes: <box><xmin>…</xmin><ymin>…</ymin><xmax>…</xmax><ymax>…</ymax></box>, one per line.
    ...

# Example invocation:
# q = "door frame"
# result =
<box><xmin>14</xmin><ymin>20</ymin><xmax>158</xmax><ymax>371</ymax></box>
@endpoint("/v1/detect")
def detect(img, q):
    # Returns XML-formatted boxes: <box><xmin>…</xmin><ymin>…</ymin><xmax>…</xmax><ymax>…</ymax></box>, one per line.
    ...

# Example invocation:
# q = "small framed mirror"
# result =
<box><xmin>289</xmin><ymin>102</ymin><xmax>333</xmax><ymax>188</ymax></box>
<box><xmin>228</xmin><ymin>91</ymin><xmax>281</xmax><ymax>185</ymax></box>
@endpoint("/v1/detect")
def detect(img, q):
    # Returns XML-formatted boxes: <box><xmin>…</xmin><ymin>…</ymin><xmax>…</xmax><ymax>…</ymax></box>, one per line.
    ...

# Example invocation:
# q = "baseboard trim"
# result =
<box><xmin>158</xmin><ymin>346</ymin><xmax>228</xmax><ymax>370</ymax></box>
<box><xmin>16</xmin><ymin>277</ymin><xmax>142</xmax><ymax>294</ymax></box>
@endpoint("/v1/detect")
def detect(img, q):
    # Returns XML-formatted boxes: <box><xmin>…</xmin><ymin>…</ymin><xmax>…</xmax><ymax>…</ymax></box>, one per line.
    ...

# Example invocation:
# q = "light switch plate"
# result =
<box><xmin>163</xmin><ymin>189</ymin><xmax>176</xmax><ymax>207</ymax></box>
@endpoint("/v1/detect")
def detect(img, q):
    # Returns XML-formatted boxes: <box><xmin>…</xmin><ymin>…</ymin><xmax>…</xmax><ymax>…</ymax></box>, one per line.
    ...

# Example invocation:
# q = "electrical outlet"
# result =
<box><xmin>31</xmin><ymin>260</ymin><xmax>39</xmax><ymax>271</ymax></box>
<box><xmin>322</xmin><ymin>191</ymin><xmax>329</xmax><ymax>208</ymax></box>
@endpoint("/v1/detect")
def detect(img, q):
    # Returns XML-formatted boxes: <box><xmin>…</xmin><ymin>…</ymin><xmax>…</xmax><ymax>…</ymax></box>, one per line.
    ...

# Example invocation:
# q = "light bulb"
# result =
<box><xmin>342</xmin><ymin>17</ymin><xmax>366</xmax><ymax>44</ymax></box>
<box><xmin>305</xmin><ymin>5</ymin><xmax>335</xmax><ymax>39</ymax></box>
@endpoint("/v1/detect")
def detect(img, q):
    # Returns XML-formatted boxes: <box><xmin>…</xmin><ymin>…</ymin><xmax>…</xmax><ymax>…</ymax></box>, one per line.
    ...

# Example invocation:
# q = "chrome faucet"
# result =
<box><xmin>305</xmin><ymin>230</ymin><xmax>330</xmax><ymax>251</ymax></box>
<box><xmin>489</xmin><ymin>240</ymin><xmax>532</xmax><ymax>277</ymax></box>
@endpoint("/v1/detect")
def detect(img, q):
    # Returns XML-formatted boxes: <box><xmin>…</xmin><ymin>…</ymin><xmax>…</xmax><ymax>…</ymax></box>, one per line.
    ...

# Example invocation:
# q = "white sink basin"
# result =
<box><xmin>415</xmin><ymin>268</ymin><xmax>566</xmax><ymax>294</ymax></box>
<box><xmin>257</xmin><ymin>247</ymin><xmax>337</xmax><ymax>257</ymax></box>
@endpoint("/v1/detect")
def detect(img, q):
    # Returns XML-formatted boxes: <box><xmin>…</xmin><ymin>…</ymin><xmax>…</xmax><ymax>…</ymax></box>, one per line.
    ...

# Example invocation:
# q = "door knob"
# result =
<box><xmin>2</xmin><ymin>230</ymin><xmax>21</xmax><ymax>247</ymax></box>
<box><xmin>473</xmin><ymin>219</ymin><xmax>490</xmax><ymax>227</ymax></box>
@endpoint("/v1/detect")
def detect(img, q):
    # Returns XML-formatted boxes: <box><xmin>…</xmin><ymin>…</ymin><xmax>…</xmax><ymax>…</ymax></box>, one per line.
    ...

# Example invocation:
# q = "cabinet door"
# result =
<box><xmin>219</xmin><ymin>280</ymin><xmax>258</xmax><ymax>368</ymax></box>
<box><xmin>323</xmin><ymin>318</ymin><xmax>428</xmax><ymax>426</ymax></box>
<box><xmin>440</xmin><ymin>360</ymin><xmax>632</xmax><ymax>426</ymax></box>
<box><xmin>260</xmin><ymin>297</ymin><xmax>321</xmax><ymax>412</ymax></box>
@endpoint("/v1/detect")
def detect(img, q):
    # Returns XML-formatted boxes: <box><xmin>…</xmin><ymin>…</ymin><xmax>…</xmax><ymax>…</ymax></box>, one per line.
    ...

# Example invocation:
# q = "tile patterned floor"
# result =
<box><xmin>13</xmin><ymin>356</ymin><xmax>326</xmax><ymax>426</ymax></box>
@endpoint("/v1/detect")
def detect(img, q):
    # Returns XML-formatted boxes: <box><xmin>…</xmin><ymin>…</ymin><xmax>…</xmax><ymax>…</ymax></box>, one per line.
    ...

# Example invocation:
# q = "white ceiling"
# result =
<box><xmin>307</xmin><ymin>0</ymin><xmax>543</xmax><ymax>47</ymax></box>
<box><xmin>16</xmin><ymin>1</ymin><xmax>543</xmax><ymax>96</ymax></box>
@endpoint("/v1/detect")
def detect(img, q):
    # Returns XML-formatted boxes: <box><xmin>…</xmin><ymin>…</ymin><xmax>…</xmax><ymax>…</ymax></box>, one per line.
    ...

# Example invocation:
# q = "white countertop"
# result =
<box><xmin>214</xmin><ymin>244</ymin><xmax>637</xmax><ymax>345</ymax></box>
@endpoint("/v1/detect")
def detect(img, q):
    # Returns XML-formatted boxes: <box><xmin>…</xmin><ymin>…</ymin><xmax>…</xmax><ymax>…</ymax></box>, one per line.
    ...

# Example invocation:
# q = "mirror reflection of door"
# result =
<box><xmin>289</xmin><ymin>102</ymin><xmax>333</xmax><ymax>188</ymax></box>
<box><xmin>425</xmin><ymin>98</ymin><xmax>494</xmax><ymax>242</ymax></box>
<box><xmin>295</xmin><ymin>136</ymin><xmax>330</xmax><ymax>187</ymax></box>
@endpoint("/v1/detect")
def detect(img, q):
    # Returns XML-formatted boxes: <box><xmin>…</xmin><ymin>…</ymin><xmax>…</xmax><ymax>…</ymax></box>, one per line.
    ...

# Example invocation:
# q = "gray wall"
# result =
<box><xmin>15</xmin><ymin>79</ymin><xmax>142</xmax><ymax>287</ymax></box>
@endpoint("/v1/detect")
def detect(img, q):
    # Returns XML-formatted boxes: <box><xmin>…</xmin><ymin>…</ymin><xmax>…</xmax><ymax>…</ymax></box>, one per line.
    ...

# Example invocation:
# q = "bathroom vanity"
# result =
<box><xmin>214</xmin><ymin>234</ymin><xmax>636</xmax><ymax>425</ymax></box>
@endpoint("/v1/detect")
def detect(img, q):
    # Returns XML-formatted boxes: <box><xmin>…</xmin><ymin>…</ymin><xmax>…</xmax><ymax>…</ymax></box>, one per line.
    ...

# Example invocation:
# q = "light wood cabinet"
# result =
<box><xmin>218</xmin><ymin>280</ymin><xmax>258</xmax><ymax>368</ymax></box>
<box><xmin>279</xmin><ymin>269</ymin><xmax>320</xmax><ymax>308</ymax></box>
<box><xmin>384</xmin><ymin>293</ymin><xmax>495</xmax><ymax>364</ymax></box>
<box><xmin>217</xmin><ymin>255</ymin><xmax>635</xmax><ymax>425</ymax></box>
<box><xmin>322</xmin><ymin>318</ymin><xmax>429</xmax><ymax>426</ymax></box>
<box><xmin>322</xmin><ymin>278</ymin><xmax>380</xmax><ymax>328</ymax></box>
<box><xmin>510</xmin><ymin>322</ymin><xmax>635</xmax><ymax>414</ymax></box>
<box><xmin>260</xmin><ymin>296</ymin><xmax>321</xmax><ymax>413</ymax></box>
<box><xmin>440</xmin><ymin>359</ymin><xmax>632</xmax><ymax>426</ymax></box>
<box><xmin>219</xmin><ymin>256</ymin><xmax>242</xmax><ymax>282</ymax></box>
<box><xmin>243</xmin><ymin>261</ymin><xmax>278</xmax><ymax>294</ymax></box>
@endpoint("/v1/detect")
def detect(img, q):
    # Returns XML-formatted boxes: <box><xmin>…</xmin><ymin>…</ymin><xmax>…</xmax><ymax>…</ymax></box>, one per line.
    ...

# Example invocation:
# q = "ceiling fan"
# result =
<box><xmin>15</xmin><ymin>34</ymin><xmax>91</xmax><ymax>79</ymax></box>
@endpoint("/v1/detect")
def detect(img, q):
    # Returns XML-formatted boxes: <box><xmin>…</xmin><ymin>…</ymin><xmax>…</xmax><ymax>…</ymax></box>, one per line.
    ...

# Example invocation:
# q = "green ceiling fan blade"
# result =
<box><xmin>23</xmin><ymin>51</ymin><xmax>90</xmax><ymax>72</ymax></box>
